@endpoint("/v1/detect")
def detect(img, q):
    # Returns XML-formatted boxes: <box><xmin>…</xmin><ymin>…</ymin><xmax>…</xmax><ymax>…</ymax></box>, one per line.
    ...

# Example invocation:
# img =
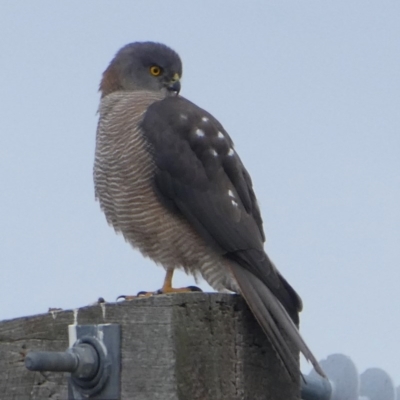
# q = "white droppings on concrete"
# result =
<box><xmin>97</xmin><ymin>326</ymin><xmax>104</xmax><ymax>342</ymax></box>
<box><xmin>50</xmin><ymin>310</ymin><xmax>58</xmax><ymax>320</ymax></box>
<box><xmin>100</xmin><ymin>302</ymin><xmax>106</xmax><ymax>320</ymax></box>
<box><xmin>96</xmin><ymin>326</ymin><xmax>108</xmax><ymax>356</ymax></box>
<box><xmin>73</xmin><ymin>308</ymin><xmax>78</xmax><ymax>325</ymax></box>
<box><xmin>68</xmin><ymin>325</ymin><xmax>77</xmax><ymax>347</ymax></box>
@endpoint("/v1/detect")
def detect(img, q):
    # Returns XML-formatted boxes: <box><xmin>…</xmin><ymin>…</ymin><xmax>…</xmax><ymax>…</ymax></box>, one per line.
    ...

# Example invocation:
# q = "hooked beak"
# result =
<box><xmin>167</xmin><ymin>73</ymin><xmax>181</xmax><ymax>94</ymax></box>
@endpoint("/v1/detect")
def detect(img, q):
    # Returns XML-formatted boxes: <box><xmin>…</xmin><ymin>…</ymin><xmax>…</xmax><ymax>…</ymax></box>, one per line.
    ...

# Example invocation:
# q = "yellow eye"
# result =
<box><xmin>150</xmin><ymin>66</ymin><xmax>162</xmax><ymax>76</ymax></box>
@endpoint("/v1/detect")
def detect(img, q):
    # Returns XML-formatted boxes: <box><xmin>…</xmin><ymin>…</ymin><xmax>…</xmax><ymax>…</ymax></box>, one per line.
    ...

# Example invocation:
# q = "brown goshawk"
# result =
<box><xmin>94</xmin><ymin>41</ymin><xmax>324</xmax><ymax>380</ymax></box>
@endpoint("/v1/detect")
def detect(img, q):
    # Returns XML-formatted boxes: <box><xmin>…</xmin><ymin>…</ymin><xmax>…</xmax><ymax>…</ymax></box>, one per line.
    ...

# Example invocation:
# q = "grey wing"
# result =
<box><xmin>141</xmin><ymin>96</ymin><xmax>325</xmax><ymax>380</ymax></box>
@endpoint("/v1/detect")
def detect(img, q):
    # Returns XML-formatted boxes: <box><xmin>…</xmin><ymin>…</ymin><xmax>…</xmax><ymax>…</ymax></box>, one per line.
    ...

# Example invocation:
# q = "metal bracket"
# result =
<box><xmin>25</xmin><ymin>323</ymin><xmax>120</xmax><ymax>400</ymax></box>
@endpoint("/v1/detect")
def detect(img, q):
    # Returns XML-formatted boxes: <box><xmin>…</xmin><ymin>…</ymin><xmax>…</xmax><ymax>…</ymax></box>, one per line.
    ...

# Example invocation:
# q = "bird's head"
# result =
<box><xmin>100</xmin><ymin>42</ymin><xmax>182</xmax><ymax>98</ymax></box>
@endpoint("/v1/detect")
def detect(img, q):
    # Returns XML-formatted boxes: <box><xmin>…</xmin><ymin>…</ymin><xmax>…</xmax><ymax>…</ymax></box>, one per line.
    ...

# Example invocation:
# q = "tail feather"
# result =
<box><xmin>230</xmin><ymin>263</ymin><xmax>326</xmax><ymax>381</ymax></box>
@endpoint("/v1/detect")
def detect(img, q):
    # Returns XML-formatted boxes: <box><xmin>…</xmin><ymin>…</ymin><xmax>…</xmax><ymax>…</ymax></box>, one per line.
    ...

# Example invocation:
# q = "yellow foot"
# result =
<box><xmin>117</xmin><ymin>270</ymin><xmax>202</xmax><ymax>301</ymax></box>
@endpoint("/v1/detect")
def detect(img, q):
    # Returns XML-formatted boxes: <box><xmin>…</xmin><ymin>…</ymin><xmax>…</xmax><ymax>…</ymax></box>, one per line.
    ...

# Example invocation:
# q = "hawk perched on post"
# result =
<box><xmin>94</xmin><ymin>42</ymin><xmax>324</xmax><ymax>380</ymax></box>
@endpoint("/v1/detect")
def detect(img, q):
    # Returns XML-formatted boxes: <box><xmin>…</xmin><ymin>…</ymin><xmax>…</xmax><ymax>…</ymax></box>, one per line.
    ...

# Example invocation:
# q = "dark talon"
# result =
<box><xmin>137</xmin><ymin>291</ymin><xmax>150</xmax><ymax>296</ymax></box>
<box><xmin>187</xmin><ymin>286</ymin><xmax>203</xmax><ymax>292</ymax></box>
<box><xmin>116</xmin><ymin>295</ymin><xmax>127</xmax><ymax>302</ymax></box>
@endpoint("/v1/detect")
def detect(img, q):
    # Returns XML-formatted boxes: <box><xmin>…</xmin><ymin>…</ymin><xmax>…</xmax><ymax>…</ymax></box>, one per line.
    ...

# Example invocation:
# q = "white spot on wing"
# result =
<box><xmin>228</xmin><ymin>148</ymin><xmax>235</xmax><ymax>156</ymax></box>
<box><xmin>195</xmin><ymin>128</ymin><xmax>205</xmax><ymax>137</ymax></box>
<box><xmin>180</xmin><ymin>114</ymin><xmax>188</xmax><ymax>120</ymax></box>
<box><xmin>202</xmin><ymin>116</ymin><xmax>209</xmax><ymax>122</ymax></box>
<box><xmin>228</xmin><ymin>190</ymin><xmax>235</xmax><ymax>198</ymax></box>
<box><xmin>210</xmin><ymin>149</ymin><xmax>218</xmax><ymax>156</ymax></box>
<box><xmin>231</xmin><ymin>199</ymin><xmax>239</xmax><ymax>207</ymax></box>
<box><xmin>217</xmin><ymin>131</ymin><xmax>224</xmax><ymax>139</ymax></box>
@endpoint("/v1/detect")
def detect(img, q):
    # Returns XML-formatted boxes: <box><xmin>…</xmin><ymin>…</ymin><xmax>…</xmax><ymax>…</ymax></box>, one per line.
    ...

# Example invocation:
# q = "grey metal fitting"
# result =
<box><xmin>25</xmin><ymin>323</ymin><xmax>120</xmax><ymax>400</ymax></box>
<box><xmin>301</xmin><ymin>375</ymin><xmax>332</xmax><ymax>400</ymax></box>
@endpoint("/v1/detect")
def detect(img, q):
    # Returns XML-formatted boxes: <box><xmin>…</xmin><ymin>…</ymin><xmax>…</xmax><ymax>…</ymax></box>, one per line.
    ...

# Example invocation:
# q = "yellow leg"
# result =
<box><xmin>160</xmin><ymin>269</ymin><xmax>196</xmax><ymax>293</ymax></box>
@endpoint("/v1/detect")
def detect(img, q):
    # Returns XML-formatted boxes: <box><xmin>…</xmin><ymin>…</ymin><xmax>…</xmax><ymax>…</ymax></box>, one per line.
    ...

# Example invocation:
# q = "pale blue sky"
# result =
<box><xmin>1</xmin><ymin>0</ymin><xmax>399</xmax><ymax>384</ymax></box>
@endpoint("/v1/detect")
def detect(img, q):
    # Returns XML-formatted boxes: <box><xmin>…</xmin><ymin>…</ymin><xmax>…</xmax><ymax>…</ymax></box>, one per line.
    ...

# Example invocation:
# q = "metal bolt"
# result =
<box><xmin>25</xmin><ymin>343</ymin><xmax>99</xmax><ymax>380</ymax></box>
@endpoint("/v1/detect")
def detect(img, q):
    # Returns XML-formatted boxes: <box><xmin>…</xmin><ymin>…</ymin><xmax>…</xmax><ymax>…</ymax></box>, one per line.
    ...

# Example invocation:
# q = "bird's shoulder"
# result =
<box><xmin>141</xmin><ymin>95</ymin><xmax>235</xmax><ymax>159</ymax></box>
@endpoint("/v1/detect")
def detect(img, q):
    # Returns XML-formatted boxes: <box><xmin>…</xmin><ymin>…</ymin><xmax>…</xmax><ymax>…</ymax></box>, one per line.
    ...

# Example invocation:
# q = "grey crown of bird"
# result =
<box><xmin>94</xmin><ymin>41</ymin><xmax>325</xmax><ymax>381</ymax></box>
